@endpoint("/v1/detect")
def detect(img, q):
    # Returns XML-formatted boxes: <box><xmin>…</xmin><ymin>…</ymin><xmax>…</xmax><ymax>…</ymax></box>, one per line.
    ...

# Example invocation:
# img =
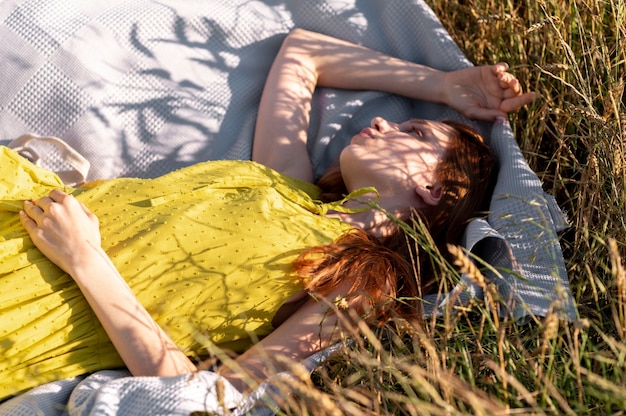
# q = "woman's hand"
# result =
<box><xmin>20</xmin><ymin>189</ymin><xmax>101</xmax><ymax>275</ymax></box>
<box><xmin>443</xmin><ymin>63</ymin><xmax>536</xmax><ymax>121</ymax></box>
<box><xmin>21</xmin><ymin>189</ymin><xmax>198</xmax><ymax>377</ymax></box>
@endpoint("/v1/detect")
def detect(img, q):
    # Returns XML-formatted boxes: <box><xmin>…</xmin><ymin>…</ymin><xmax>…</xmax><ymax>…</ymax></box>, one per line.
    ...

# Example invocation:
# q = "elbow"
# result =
<box><xmin>285</xmin><ymin>27</ymin><xmax>316</xmax><ymax>42</ymax></box>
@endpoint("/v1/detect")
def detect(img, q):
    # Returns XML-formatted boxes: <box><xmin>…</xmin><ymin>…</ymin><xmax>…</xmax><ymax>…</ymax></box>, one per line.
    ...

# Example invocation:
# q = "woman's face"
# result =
<box><xmin>339</xmin><ymin>117</ymin><xmax>454</xmax><ymax>207</ymax></box>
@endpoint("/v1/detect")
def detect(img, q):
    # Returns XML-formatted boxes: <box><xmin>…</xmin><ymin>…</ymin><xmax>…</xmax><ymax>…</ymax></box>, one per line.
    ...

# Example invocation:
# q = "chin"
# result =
<box><xmin>348</xmin><ymin>136</ymin><xmax>361</xmax><ymax>145</ymax></box>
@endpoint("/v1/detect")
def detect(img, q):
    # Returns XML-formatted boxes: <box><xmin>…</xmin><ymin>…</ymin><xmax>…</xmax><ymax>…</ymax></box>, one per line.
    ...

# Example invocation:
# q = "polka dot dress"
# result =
<box><xmin>0</xmin><ymin>147</ymin><xmax>352</xmax><ymax>400</ymax></box>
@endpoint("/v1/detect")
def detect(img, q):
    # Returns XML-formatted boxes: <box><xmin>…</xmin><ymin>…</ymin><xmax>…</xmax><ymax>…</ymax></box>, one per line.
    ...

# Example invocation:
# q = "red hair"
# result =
<box><xmin>293</xmin><ymin>120</ymin><xmax>497</xmax><ymax>323</ymax></box>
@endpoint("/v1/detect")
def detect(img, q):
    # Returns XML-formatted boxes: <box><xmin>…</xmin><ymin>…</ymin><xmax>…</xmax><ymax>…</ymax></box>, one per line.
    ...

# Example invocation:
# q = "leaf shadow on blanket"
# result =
<box><xmin>89</xmin><ymin>0</ymin><xmax>435</xmax><ymax>179</ymax></box>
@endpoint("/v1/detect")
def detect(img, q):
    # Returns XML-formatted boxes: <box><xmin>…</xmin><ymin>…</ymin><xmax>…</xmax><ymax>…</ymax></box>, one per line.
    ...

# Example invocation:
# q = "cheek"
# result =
<box><xmin>407</xmin><ymin>152</ymin><xmax>440</xmax><ymax>173</ymax></box>
<box><xmin>339</xmin><ymin>147</ymin><xmax>385</xmax><ymax>188</ymax></box>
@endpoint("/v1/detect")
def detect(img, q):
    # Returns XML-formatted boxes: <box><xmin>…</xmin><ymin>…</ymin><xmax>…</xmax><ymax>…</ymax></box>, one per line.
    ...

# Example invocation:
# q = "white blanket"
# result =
<box><xmin>0</xmin><ymin>0</ymin><xmax>576</xmax><ymax>414</ymax></box>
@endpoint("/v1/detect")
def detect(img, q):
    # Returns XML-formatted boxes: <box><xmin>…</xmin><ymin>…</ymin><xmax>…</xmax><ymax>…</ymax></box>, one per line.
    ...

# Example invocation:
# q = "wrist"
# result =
<box><xmin>439</xmin><ymin>70</ymin><xmax>453</xmax><ymax>107</ymax></box>
<box><xmin>66</xmin><ymin>243</ymin><xmax>110</xmax><ymax>282</ymax></box>
<box><xmin>405</xmin><ymin>64</ymin><xmax>447</xmax><ymax>105</ymax></box>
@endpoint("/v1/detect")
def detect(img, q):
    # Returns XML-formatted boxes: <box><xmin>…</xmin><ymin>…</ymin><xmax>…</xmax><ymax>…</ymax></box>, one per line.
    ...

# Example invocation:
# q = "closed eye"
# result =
<box><xmin>411</xmin><ymin>126</ymin><xmax>424</xmax><ymax>139</ymax></box>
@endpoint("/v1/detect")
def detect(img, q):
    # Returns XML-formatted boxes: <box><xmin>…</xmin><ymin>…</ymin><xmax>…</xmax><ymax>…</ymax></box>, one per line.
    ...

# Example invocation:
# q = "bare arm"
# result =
<box><xmin>20</xmin><ymin>190</ymin><xmax>197</xmax><ymax>377</ymax></box>
<box><xmin>253</xmin><ymin>28</ymin><xmax>446</xmax><ymax>183</ymax></box>
<box><xmin>252</xmin><ymin>29</ymin><xmax>534</xmax><ymax>182</ymax></box>
<box><xmin>218</xmin><ymin>289</ymin><xmax>347</xmax><ymax>392</ymax></box>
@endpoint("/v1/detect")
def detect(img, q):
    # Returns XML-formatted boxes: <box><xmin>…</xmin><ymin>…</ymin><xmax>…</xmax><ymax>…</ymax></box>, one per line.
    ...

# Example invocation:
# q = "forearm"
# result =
<box><xmin>69</xmin><ymin>245</ymin><xmax>197</xmax><ymax>377</ymax></box>
<box><xmin>219</xmin><ymin>290</ymin><xmax>346</xmax><ymax>393</ymax></box>
<box><xmin>298</xmin><ymin>29</ymin><xmax>446</xmax><ymax>101</ymax></box>
<box><xmin>253</xmin><ymin>29</ymin><xmax>447</xmax><ymax>181</ymax></box>
<box><xmin>21</xmin><ymin>191</ymin><xmax>197</xmax><ymax>377</ymax></box>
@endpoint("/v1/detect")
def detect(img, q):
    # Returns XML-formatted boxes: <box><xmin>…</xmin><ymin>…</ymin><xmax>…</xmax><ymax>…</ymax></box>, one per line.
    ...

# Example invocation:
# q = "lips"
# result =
<box><xmin>358</xmin><ymin>127</ymin><xmax>376</xmax><ymax>138</ymax></box>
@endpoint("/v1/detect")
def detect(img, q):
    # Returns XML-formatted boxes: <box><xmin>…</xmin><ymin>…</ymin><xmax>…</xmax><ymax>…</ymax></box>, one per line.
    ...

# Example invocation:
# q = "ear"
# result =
<box><xmin>415</xmin><ymin>181</ymin><xmax>443</xmax><ymax>206</ymax></box>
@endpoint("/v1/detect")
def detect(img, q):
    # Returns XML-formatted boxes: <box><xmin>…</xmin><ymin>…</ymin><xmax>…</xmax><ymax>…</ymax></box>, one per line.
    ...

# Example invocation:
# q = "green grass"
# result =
<box><xmin>262</xmin><ymin>0</ymin><xmax>626</xmax><ymax>414</ymax></box>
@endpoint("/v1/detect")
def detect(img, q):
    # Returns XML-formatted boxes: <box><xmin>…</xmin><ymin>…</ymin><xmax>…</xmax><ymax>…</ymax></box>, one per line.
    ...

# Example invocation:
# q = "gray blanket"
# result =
<box><xmin>0</xmin><ymin>0</ymin><xmax>576</xmax><ymax>414</ymax></box>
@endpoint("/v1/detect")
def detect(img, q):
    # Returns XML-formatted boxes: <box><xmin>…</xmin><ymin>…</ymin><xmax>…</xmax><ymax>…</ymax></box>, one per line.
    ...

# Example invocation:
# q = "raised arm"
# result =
<box><xmin>20</xmin><ymin>190</ymin><xmax>197</xmax><ymax>377</ymax></box>
<box><xmin>253</xmin><ymin>28</ymin><xmax>446</xmax><ymax>182</ymax></box>
<box><xmin>252</xmin><ymin>29</ymin><xmax>534</xmax><ymax>182</ymax></box>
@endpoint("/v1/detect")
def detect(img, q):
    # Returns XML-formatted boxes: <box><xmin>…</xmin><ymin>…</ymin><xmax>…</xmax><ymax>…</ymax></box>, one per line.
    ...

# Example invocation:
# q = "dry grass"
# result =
<box><xmin>256</xmin><ymin>0</ymin><xmax>626</xmax><ymax>414</ymax></box>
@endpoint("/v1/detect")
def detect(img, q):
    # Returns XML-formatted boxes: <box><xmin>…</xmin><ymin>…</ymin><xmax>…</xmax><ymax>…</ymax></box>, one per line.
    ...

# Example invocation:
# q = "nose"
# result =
<box><xmin>371</xmin><ymin>117</ymin><xmax>398</xmax><ymax>133</ymax></box>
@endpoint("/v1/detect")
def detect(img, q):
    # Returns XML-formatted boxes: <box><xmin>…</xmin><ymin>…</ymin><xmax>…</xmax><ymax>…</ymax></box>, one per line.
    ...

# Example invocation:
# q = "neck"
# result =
<box><xmin>329</xmin><ymin>210</ymin><xmax>388</xmax><ymax>237</ymax></box>
<box><xmin>327</xmin><ymin>195</ymin><xmax>412</xmax><ymax>237</ymax></box>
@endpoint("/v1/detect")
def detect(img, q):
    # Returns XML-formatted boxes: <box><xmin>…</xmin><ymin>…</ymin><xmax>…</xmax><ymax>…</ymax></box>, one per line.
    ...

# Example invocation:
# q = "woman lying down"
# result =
<box><xmin>0</xmin><ymin>28</ymin><xmax>534</xmax><ymax>403</ymax></box>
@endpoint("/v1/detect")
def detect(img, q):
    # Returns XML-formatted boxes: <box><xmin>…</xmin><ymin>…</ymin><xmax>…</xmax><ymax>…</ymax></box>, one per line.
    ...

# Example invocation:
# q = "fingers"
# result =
<box><xmin>35</xmin><ymin>196</ymin><xmax>55</xmax><ymax>213</ymax></box>
<box><xmin>497</xmin><ymin>71</ymin><xmax>523</xmax><ymax>96</ymax></box>
<box><xmin>22</xmin><ymin>199</ymin><xmax>45</xmax><ymax>224</ymax></box>
<box><xmin>498</xmin><ymin>72</ymin><xmax>518</xmax><ymax>89</ymax></box>
<box><xmin>493</xmin><ymin>63</ymin><xmax>537</xmax><ymax>112</ymax></box>
<box><xmin>18</xmin><ymin>207</ymin><xmax>37</xmax><ymax>231</ymax></box>
<box><xmin>492</xmin><ymin>62</ymin><xmax>509</xmax><ymax>74</ymax></box>
<box><xmin>31</xmin><ymin>189</ymin><xmax>70</xmax><ymax>207</ymax></box>
<box><xmin>22</xmin><ymin>190</ymin><xmax>74</xmax><ymax>224</ymax></box>
<box><xmin>500</xmin><ymin>92</ymin><xmax>537</xmax><ymax>113</ymax></box>
<box><xmin>49</xmin><ymin>188</ymin><xmax>71</xmax><ymax>202</ymax></box>
<box><xmin>472</xmin><ymin>92</ymin><xmax>536</xmax><ymax>120</ymax></box>
<box><xmin>493</xmin><ymin>63</ymin><xmax>530</xmax><ymax>99</ymax></box>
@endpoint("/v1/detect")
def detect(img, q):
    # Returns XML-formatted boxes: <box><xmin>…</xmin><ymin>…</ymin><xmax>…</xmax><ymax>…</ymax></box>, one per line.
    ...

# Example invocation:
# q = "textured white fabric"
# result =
<box><xmin>485</xmin><ymin>121</ymin><xmax>574</xmax><ymax>319</ymax></box>
<box><xmin>0</xmin><ymin>376</ymin><xmax>85</xmax><ymax>416</ymax></box>
<box><xmin>67</xmin><ymin>370</ymin><xmax>247</xmax><ymax>416</ymax></box>
<box><xmin>0</xmin><ymin>0</ymin><xmax>576</xmax><ymax>414</ymax></box>
<box><xmin>0</xmin><ymin>0</ymin><xmax>472</xmax><ymax>181</ymax></box>
<box><xmin>0</xmin><ymin>344</ymin><xmax>344</xmax><ymax>416</ymax></box>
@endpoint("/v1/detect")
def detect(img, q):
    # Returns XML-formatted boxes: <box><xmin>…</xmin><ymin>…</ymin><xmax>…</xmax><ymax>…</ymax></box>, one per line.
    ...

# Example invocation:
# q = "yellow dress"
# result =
<box><xmin>0</xmin><ymin>147</ymin><xmax>352</xmax><ymax>400</ymax></box>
